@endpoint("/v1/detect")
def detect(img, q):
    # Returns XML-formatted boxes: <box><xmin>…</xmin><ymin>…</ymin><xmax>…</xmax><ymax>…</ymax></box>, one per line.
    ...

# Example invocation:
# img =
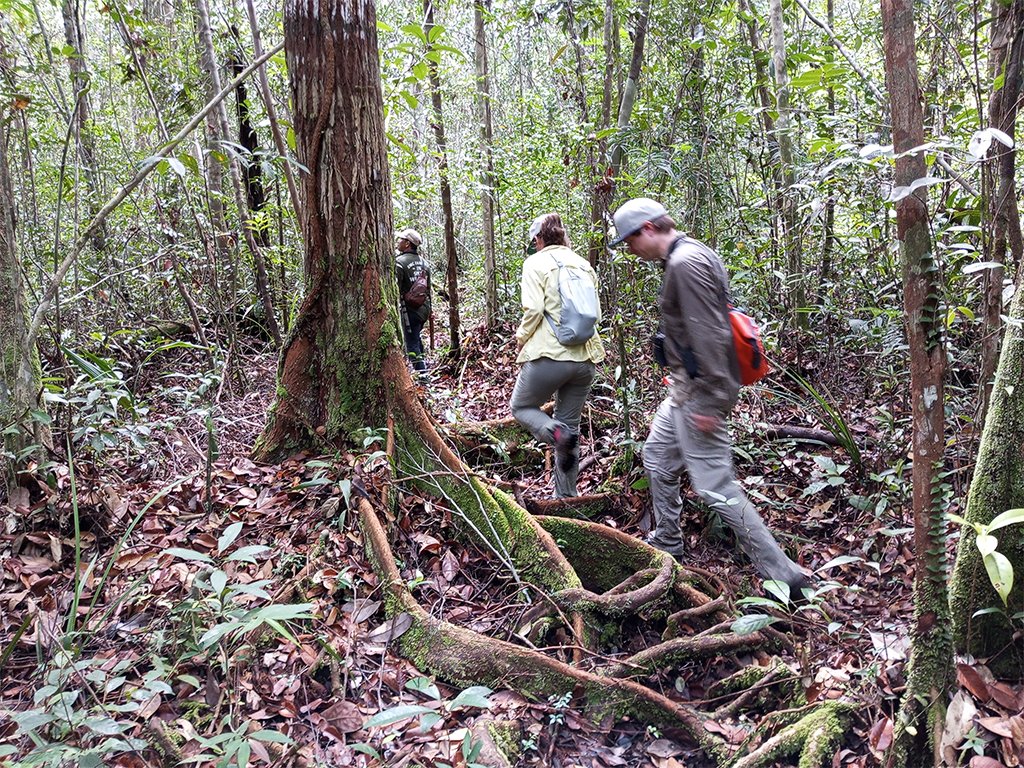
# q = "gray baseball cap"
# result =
<box><xmin>609</xmin><ymin>198</ymin><xmax>668</xmax><ymax>246</ymax></box>
<box><xmin>397</xmin><ymin>228</ymin><xmax>422</xmax><ymax>246</ymax></box>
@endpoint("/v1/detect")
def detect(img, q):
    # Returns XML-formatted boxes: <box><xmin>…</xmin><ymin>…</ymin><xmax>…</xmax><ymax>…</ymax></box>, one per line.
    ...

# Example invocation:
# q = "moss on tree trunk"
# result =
<box><xmin>949</xmin><ymin>280</ymin><xmax>1024</xmax><ymax>675</ymax></box>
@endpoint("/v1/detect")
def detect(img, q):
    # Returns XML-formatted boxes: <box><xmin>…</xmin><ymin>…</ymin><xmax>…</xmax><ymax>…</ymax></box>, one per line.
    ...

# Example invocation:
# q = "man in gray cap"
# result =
<box><xmin>611</xmin><ymin>198</ymin><xmax>810</xmax><ymax>595</ymax></box>
<box><xmin>395</xmin><ymin>228</ymin><xmax>431</xmax><ymax>373</ymax></box>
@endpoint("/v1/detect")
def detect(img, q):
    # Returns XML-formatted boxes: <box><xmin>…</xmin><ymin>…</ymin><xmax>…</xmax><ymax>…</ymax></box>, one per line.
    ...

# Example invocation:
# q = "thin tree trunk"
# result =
<box><xmin>60</xmin><ymin>0</ymin><xmax>106</xmax><ymax>253</ymax></box>
<box><xmin>769</xmin><ymin>0</ymin><xmax>804</xmax><ymax>329</ymax></box>
<box><xmin>587</xmin><ymin>0</ymin><xmax>615</xmax><ymax>267</ymax></box>
<box><xmin>424</xmin><ymin>0</ymin><xmax>460</xmax><ymax>358</ymax></box>
<box><xmin>738</xmin><ymin>0</ymin><xmax>784</xmax><ymax>275</ymax></box>
<box><xmin>979</xmin><ymin>0</ymin><xmax>1024</xmax><ymax>423</ymax></box>
<box><xmin>193</xmin><ymin>0</ymin><xmax>282</xmax><ymax>346</ymax></box>
<box><xmin>228</xmin><ymin>41</ymin><xmax>270</xmax><ymax>250</ymax></box>
<box><xmin>243</xmin><ymin>0</ymin><xmax>304</xmax><ymax>262</ymax></box>
<box><xmin>0</xmin><ymin>56</ymin><xmax>50</xmax><ymax>506</ymax></box>
<box><xmin>881</xmin><ymin>0</ymin><xmax>952</xmax><ymax>761</ymax></box>
<box><xmin>610</xmin><ymin>0</ymin><xmax>651</xmax><ymax>175</ymax></box>
<box><xmin>473</xmin><ymin>1</ymin><xmax>498</xmax><ymax>328</ymax></box>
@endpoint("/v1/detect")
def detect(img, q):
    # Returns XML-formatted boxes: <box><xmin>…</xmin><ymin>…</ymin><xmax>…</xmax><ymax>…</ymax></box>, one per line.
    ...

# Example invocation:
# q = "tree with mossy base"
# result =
<box><xmin>949</xmin><ymin>267</ymin><xmax>1024</xmax><ymax>676</ymax></box>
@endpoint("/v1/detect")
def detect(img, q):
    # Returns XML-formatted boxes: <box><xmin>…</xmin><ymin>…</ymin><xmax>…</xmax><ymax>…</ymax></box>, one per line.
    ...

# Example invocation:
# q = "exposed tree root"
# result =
<box><xmin>523</xmin><ymin>493</ymin><xmax>618</xmax><ymax>520</ymax></box>
<box><xmin>357</xmin><ymin>496</ymin><xmax>731</xmax><ymax>762</ymax></box>
<box><xmin>604</xmin><ymin>631</ymin><xmax>766</xmax><ymax>679</ymax></box>
<box><xmin>729</xmin><ymin>700</ymin><xmax>857</xmax><ymax>768</ymax></box>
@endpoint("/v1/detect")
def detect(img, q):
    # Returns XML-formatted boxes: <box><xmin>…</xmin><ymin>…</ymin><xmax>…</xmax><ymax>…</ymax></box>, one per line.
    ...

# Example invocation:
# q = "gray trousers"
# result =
<box><xmin>510</xmin><ymin>358</ymin><xmax>596</xmax><ymax>498</ymax></box>
<box><xmin>643</xmin><ymin>397</ymin><xmax>805</xmax><ymax>587</ymax></box>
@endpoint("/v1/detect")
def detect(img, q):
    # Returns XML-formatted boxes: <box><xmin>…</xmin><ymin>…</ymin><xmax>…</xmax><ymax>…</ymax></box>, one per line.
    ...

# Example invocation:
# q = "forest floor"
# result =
<box><xmin>2</xmin><ymin>325</ymin><xmax>1023</xmax><ymax>768</ymax></box>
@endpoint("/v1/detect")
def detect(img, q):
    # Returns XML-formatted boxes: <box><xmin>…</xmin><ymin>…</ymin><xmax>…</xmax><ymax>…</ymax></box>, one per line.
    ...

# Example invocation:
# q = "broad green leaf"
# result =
<box><xmin>226</xmin><ymin>545</ymin><xmax>271</xmax><ymax>563</ymax></box>
<box><xmin>975</xmin><ymin>533</ymin><xmax>998</xmax><ymax>557</ymax></box>
<box><xmin>218</xmin><ymin>521</ymin><xmax>243</xmax><ymax>553</ymax></box>
<box><xmin>352</xmin><ymin>743</ymin><xmax>383</xmax><ymax>760</ymax></box>
<box><xmin>364</xmin><ymin>704</ymin><xmax>435</xmax><ymax>728</ymax></box>
<box><xmin>406</xmin><ymin>676</ymin><xmax>441</xmax><ymax>700</ymax></box>
<box><xmin>790</xmin><ymin>69</ymin><xmax>822</xmax><ymax>89</ymax></box>
<box><xmin>250</xmin><ymin>730</ymin><xmax>293</xmax><ymax>744</ymax></box>
<box><xmin>816</xmin><ymin>555</ymin><xmax>864</xmax><ymax>571</ymax></box>
<box><xmin>210</xmin><ymin>568</ymin><xmax>228</xmax><ymax>596</ymax></box>
<box><xmin>731</xmin><ymin>613</ymin><xmax>780</xmax><ymax>636</ymax></box>
<box><xmin>251</xmin><ymin>603</ymin><xmax>314</xmax><ymax>621</ymax></box>
<box><xmin>450</xmin><ymin>685</ymin><xmax>493</xmax><ymax>710</ymax></box>
<box><xmin>982</xmin><ymin>551</ymin><xmax>1014</xmax><ymax>605</ymax></box>
<box><xmin>400</xmin><ymin>23</ymin><xmax>427</xmax><ymax>43</ymax></box>
<box><xmin>166</xmin><ymin>157</ymin><xmax>186</xmax><ymax>177</ymax></box>
<box><xmin>988</xmin><ymin>507</ymin><xmax>1024</xmax><ymax>532</ymax></box>
<box><xmin>762</xmin><ymin>579</ymin><xmax>790</xmax><ymax>604</ymax></box>
<box><xmin>164</xmin><ymin>547</ymin><xmax>213</xmax><ymax>563</ymax></box>
<box><xmin>427</xmin><ymin>23</ymin><xmax>445</xmax><ymax>42</ymax></box>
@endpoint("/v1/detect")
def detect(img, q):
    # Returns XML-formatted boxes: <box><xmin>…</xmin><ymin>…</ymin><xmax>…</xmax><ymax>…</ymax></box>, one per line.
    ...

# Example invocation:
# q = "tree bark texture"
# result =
<box><xmin>424</xmin><ymin>0</ymin><xmax>461</xmax><ymax>358</ymax></box>
<box><xmin>881</xmin><ymin>0</ymin><xmax>953</xmax><ymax>762</ymax></box>
<box><xmin>473</xmin><ymin>1</ymin><xmax>498</xmax><ymax>328</ymax></box>
<box><xmin>949</xmin><ymin>267</ymin><xmax>1024</xmax><ymax>675</ymax></box>
<box><xmin>255</xmin><ymin>0</ymin><xmax>396</xmax><ymax>458</ymax></box>
<box><xmin>0</xmin><ymin>96</ymin><xmax>49</xmax><ymax>504</ymax></box>
<box><xmin>979</xmin><ymin>0</ymin><xmax>1024</xmax><ymax>423</ymax></box>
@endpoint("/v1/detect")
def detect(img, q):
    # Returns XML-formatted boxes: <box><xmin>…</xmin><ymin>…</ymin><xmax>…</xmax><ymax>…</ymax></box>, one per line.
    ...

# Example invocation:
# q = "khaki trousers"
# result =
<box><xmin>642</xmin><ymin>397</ymin><xmax>805</xmax><ymax>587</ymax></box>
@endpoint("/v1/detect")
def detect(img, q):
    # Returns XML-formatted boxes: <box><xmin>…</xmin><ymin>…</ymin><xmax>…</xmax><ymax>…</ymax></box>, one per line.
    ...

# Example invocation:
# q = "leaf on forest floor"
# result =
<box><xmin>868</xmin><ymin>715</ymin><xmax>893</xmax><ymax>758</ymax></box>
<box><xmin>365</xmin><ymin>612</ymin><xmax>413</xmax><ymax>644</ymax></box>
<box><xmin>959</xmin><ymin>663</ymin><xmax>993</xmax><ymax>703</ymax></box>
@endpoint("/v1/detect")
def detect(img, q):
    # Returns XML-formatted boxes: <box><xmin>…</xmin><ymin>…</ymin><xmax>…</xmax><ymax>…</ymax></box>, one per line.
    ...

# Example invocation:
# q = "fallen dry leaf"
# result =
<box><xmin>959</xmin><ymin>663</ymin><xmax>993</xmax><ymax>703</ymax></box>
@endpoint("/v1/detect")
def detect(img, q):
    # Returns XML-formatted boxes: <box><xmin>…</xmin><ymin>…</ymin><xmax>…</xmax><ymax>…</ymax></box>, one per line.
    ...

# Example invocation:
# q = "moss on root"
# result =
<box><xmin>731</xmin><ymin>701</ymin><xmax>856</xmax><ymax>768</ymax></box>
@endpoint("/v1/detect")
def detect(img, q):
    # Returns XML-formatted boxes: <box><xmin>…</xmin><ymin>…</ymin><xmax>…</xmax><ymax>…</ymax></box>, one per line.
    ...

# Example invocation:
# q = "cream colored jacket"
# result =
<box><xmin>515</xmin><ymin>245</ymin><xmax>606</xmax><ymax>365</ymax></box>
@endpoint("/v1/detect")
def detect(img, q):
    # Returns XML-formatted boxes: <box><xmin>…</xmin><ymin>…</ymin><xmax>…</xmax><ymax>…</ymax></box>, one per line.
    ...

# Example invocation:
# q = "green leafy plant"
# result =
<box><xmin>165</xmin><ymin>522</ymin><xmax>314</xmax><ymax>664</ymax></box>
<box><xmin>950</xmin><ymin>507</ymin><xmax>1024</xmax><ymax>606</ymax></box>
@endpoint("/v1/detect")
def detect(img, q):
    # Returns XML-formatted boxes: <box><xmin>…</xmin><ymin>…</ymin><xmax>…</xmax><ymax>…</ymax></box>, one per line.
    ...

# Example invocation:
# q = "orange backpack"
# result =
<box><xmin>728</xmin><ymin>306</ymin><xmax>770</xmax><ymax>385</ymax></box>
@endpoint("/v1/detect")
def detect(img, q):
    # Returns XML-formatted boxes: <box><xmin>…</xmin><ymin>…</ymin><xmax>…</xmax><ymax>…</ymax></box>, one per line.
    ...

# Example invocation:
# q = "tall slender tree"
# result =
<box><xmin>424</xmin><ymin>0</ymin><xmax>461</xmax><ymax>358</ymax></box>
<box><xmin>881</xmin><ymin>0</ymin><xmax>953</xmax><ymax>761</ymax></box>
<box><xmin>473</xmin><ymin>0</ymin><xmax>498</xmax><ymax>328</ymax></box>
<box><xmin>1</xmin><ymin>67</ymin><xmax>50</xmax><ymax>504</ymax></box>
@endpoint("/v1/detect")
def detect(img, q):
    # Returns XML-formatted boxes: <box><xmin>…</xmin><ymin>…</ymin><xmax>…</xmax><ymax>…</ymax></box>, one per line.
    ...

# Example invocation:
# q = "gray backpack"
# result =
<box><xmin>545</xmin><ymin>254</ymin><xmax>599</xmax><ymax>346</ymax></box>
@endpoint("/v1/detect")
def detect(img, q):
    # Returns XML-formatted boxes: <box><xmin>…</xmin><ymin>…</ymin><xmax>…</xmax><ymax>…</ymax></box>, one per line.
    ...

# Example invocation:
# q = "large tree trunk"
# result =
<box><xmin>880</xmin><ymin>0</ymin><xmax>953</xmax><ymax>762</ymax></box>
<box><xmin>254</xmin><ymin>0</ymin><xmax>395</xmax><ymax>457</ymax></box>
<box><xmin>978</xmin><ymin>0</ymin><xmax>1024</xmax><ymax>423</ymax></box>
<box><xmin>0</xmin><ymin>77</ymin><xmax>50</xmax><ymax>508</ymax></box>
<box><xmin>424</xmin><ymin>0</ymin><xmax>461</xmax><ymax>359</ymax></box>
<box><xmin>949</xmin><ymin>269</ymin><xmax>1024</xmax><ymax>674</ymax></box>
<box><xmin>473</xmin><ymin>1</ymin><xmax>498</xmax><ymax>328</ymax></box>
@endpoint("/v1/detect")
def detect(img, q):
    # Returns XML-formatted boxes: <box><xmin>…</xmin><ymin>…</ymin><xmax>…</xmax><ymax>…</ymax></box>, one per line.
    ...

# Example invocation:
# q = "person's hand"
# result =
<box><xmin>689</xmin><ymin>412</ymin><xmax>721</xmax><ymax>433</ymax></box>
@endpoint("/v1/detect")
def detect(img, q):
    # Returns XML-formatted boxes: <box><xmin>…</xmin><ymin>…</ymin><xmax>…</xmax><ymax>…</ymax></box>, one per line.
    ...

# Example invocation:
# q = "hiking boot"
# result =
<box><xmin>551</xmin><ymin>426</ymin><xmax>579</xmax><ymax>472</ymax></box>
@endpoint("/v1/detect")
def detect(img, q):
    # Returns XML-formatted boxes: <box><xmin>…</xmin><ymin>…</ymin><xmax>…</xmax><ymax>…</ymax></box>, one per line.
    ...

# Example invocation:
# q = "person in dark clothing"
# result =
<box><xmin>395</xmin><ymin>228</ymin><xmax>431</xmax><ymax>372</ymax></box>
<box><xmin>611</xmin><ymin>198</ymin><xmax>811</xmax><ymax>595</ymax></box>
